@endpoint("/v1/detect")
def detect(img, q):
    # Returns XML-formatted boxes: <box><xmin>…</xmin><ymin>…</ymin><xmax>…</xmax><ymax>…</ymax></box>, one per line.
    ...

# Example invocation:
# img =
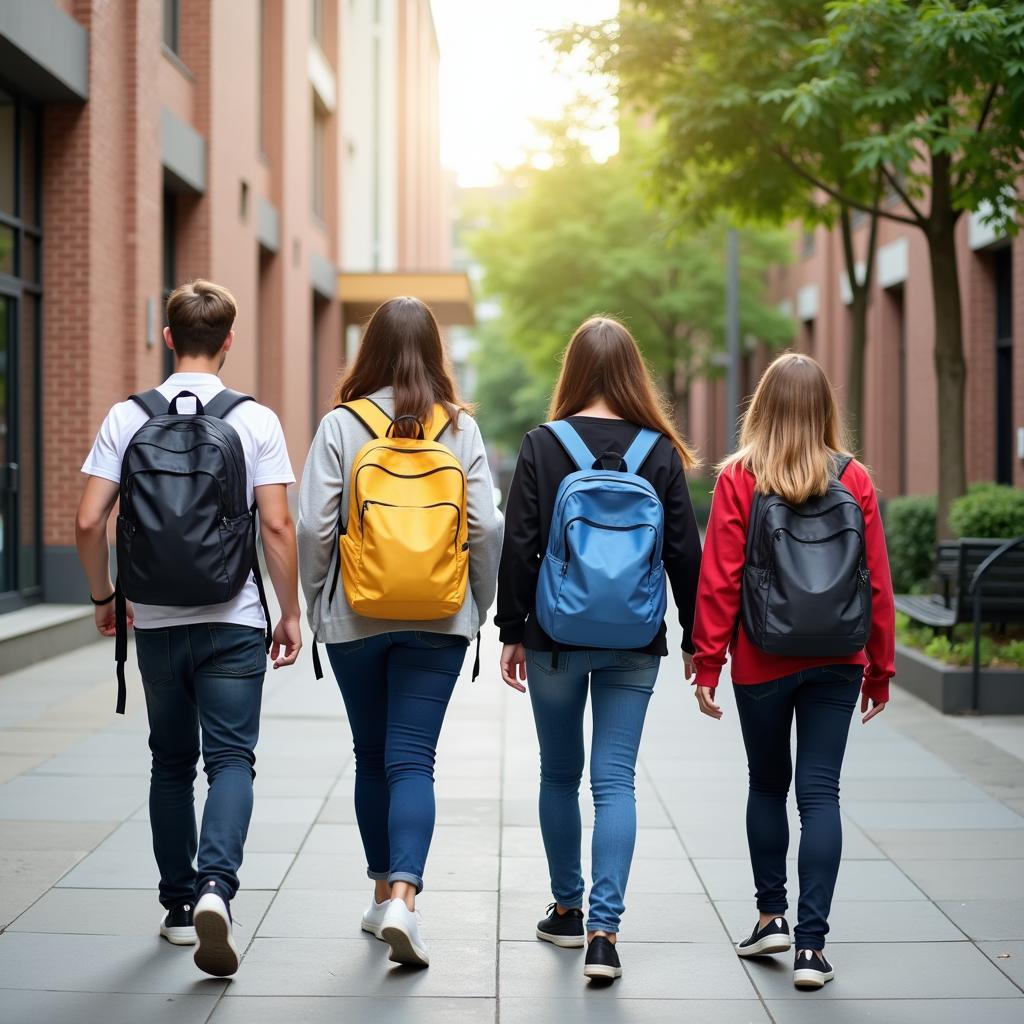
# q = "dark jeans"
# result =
<box><xmin>733</xmin><ymin>664</ymin><xmax>862</xmax><ymax>951</ymax></box>
<box><xmin>326</xmin><ymin>631</ymin><xmax>468</xmax><ymax>892</ymax></box>
<box><xmin>135</xmin><ymin>623</ymin><xmax>266</xmax><ymax>909</ymax></box>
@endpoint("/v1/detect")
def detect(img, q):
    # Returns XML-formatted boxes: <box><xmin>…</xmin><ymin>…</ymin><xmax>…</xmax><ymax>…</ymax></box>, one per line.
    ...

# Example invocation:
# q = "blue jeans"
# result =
<box><xmin>733</xmin><ymin>664</ymin><xmax>862</xmax><ymax>950</ymax></box>
<box><xmin>525</xmin><ymin>647</ymin><xmax>659</xmax><ymax>934</ymax></box>
<box><xmin>326</xmin><ymin>631</ymin><xmax>468</xmax><ymax>892</ymax></box>
<box><xmin>134</xmin><ymin>624</ymin><xmax>266</xmax><ymax>909</ymax></box>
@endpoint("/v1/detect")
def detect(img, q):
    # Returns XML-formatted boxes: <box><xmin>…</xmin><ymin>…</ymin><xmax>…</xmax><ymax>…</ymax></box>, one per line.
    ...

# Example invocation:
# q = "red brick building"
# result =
<box><xmin>0</xmin><ymin>0</ymin><xmax>461</xmax><ymax>612</ymax></box>
<box><xmin>688</xmin><ymin>211</ymin><xmax>1023</xmax><ymax>500</ymax></box>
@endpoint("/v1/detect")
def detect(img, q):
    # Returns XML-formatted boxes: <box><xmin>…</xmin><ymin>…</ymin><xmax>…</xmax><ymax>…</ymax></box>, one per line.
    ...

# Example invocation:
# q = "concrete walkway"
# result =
<box><xmin>0</xmin><ymin>619</ymin><xmax>1022</xmax><ymax>1023</ymax></box>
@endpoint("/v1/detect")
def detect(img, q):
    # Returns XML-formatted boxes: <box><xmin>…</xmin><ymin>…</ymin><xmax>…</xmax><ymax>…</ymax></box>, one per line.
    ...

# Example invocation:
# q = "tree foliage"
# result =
<box><xmin>469</xmin><ymin>119</ymin><xmax>793</xmax><ymax>454</ymax></box>
<box><xmin>562</xmin><ymin>0</ymin><xmax>1024</xmax><ymax>534</ymax></box>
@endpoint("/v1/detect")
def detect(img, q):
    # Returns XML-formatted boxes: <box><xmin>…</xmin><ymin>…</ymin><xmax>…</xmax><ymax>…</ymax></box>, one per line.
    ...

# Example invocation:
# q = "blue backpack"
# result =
<box><xmin>535</xmin><ymin>420</ymin><xmax>667</xmax><ymax>653</ymax></box>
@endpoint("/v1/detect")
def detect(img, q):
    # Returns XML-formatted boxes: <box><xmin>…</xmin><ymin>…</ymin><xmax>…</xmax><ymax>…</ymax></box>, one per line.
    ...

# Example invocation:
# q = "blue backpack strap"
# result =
<box><xmin>542</xmin><ymin>420</ymin><xmax>595</xmax><ymax>472</ymax></box>
<box><xmin>622</xmin><ymin>427</ymin><xmax>662</xmax><ymax>475</ymax></box>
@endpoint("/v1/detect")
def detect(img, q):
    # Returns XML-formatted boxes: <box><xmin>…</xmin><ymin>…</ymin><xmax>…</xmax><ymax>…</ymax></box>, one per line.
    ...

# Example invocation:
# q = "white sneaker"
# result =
<box><xmin>379</xmin><ymin>898</ymin><xmax>429</xmax><ymax>967</ymax></box>
<box><xmin>158</xmin><ymin>902</ymin><xmax>196</xmax><ymax>945</ymax></box>
<box><xmin>361</xmin><ymin>897</ymin><xmax>389</xmax><ymax>939</ymax></box>
<box><xmin>193</xmin><ymin>890</ymin><xmax>240</xmax><ymax>977</ymax></box>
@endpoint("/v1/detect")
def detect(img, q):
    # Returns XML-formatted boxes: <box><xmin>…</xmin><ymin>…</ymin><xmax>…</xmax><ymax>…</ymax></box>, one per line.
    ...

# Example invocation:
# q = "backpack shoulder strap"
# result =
<box><xmin>128</xmin><ymin>389</ymin><xmax>167</xmax><ymax>419</ymax></box>
<box><xmin>543</xmin><ymin>420</ymin><xmax>595</xmax><ymax>472</ymax></box>
<box><xmin>835</xmin><ymin>454</ymin><xmax>854</xmax><ymax>480</ymax></box>
<box><xmin>341</xmin><ymin>397</ymin><xmax>393</xmax><ymax>439</ymax></box>
<box><xmin>426</xmin><ymin>403</ymin><xmax>452</xmax><ymax>442</ymax></box>
<box><xmin>204</xmin><ymin>388</ymin><xmax>254</xmax><ymax>420</ymax></box>
<box><xmin>622</xmin><ymin>427</ymin><xmax>662</xmax><ymax>475</ymax></box>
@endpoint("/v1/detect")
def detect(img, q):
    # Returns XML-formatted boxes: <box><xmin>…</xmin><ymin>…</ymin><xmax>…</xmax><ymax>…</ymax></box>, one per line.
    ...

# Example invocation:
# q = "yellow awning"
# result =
<box><xmin>338</xmin><ymin>271</ymin><xmax>475</xmax><ymax>326</ymax></box>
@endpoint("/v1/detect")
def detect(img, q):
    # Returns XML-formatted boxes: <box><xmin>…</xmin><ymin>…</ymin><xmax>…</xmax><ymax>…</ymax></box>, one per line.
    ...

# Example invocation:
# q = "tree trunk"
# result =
<box><xmin>846</xmin><ymin>288</ymin><xmax>868</xmax><ymax>455</ymax></box>
<box><xmin>926</xmin><ymin>215</ymin><xmax>968</xmax><ymax>538</ymax></box>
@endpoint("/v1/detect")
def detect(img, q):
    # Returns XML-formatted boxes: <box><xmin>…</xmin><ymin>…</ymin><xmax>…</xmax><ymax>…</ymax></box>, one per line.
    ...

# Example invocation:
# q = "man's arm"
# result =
<box><xmin>76</xmin><ymin>476</ymin><xmax>126</xmax><ymax>636</ymax></box>
<box><xmin>255</xmin><ymin>483</ymin><xmax>302</xmax><ymax>668</ymax></box>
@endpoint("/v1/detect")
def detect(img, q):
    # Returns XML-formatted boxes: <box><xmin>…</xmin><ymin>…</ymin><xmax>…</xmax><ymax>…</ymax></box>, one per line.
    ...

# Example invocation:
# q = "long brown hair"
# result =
<box><xmin>549</xmin><ymin>316</ymin><xmax>698</xmax><ymax>469</ymax></box>
<box><xmin>720</xmin><ymin>352</ymin><xmax>851</xmax><ymax>503</ymax></box>
<box><xmin>333</xmin><ymin>296</ymin><xmax>471</xmax><ymax>436</ymax></box>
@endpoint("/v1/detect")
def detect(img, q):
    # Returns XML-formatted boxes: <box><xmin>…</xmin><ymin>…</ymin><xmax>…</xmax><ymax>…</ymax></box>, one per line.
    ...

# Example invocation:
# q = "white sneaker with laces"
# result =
<box><xmin>379</xmin><ymin>898</ymin><xmax>429</xmax><ymax>967</ymax></box>
<box><xmin>361</xmin><ymin>897</ymin><xmax>389</xmax><ymax>939</ymax></box>
<box><xmin>193</xmin><ymin>890</ymin><xmax>240</xmax><ymax>977</ymax></box>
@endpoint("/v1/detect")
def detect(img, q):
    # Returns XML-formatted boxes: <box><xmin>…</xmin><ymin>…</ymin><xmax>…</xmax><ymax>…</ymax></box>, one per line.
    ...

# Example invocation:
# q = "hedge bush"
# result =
<box><xmin>949</xmin><ymin>483</ymin><xmax>1024</xmax><ymax>539</ymax></box>
<box><xmin>884</xmin><ymin>494</ymin><xmax>937</xmax><ymax>592</ymax></box>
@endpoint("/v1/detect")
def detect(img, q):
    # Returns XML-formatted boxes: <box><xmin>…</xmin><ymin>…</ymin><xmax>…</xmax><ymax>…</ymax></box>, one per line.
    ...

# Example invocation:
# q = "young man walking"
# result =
<box><xmin>75</xmin><ymin>279</ymin><xmax>302</xmax><ymax>977</ymax></box>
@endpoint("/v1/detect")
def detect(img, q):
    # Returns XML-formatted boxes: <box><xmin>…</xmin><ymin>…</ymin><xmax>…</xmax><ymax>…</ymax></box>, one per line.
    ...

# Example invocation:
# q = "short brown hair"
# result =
<box><xmin>166</xmin><ymin>279</ymin><xmax>237</xmax><ymax>358</ymax></box>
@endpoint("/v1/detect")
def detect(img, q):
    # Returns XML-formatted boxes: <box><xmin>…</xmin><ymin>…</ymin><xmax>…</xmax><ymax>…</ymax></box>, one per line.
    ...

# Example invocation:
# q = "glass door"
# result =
<box><xmin>0</xmin><ymin>293</ymin><xmax>14</xmax><ymax>593</ymax></box>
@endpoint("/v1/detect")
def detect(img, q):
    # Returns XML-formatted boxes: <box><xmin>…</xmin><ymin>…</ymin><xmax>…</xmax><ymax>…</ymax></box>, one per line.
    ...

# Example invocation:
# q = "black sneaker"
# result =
<box><xmin>793</xmin><ymin>948</ymin><xmax>835</xmax><ymax>989</ymax></box>
<box><xmin>536</xmin><ymin>903</ymin><xmax>585</xmax><ymax>948</ymax></box>
<box><xmin>159</xmin><ymin>900</ymin><xmax>196</xmax><ymax>945</ymax></box>
<box><xmin>735</xmin><ymin>916</ymin><xmax>791</xmax><ymax>957</ymax></box>
<box><xmin>584</xmin><ymin>935</ymin><xmax>622</xmax><ymax>980</ymax></box>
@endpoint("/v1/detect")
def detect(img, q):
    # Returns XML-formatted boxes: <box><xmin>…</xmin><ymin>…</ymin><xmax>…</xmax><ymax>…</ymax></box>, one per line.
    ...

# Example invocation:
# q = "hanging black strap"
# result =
<box><xmin>471</xmin><ymin>632</ymin><xmax>481</xmax><ymax>681</ymax></box>
<box><xmin>250</xmin><ymin>503</ymin><xmax>272</xmax><ymax>653</ymax></box>
<box><xmin>205</xmin><ymin>389</ymin><xmax>254</xmax><ymax>421</ymax></box>
<box><xmin>312</xmin><ymin>642</ymin><xmax>324</xmax><ymax>680</ymax></box>
<box><xmin>114</xmin><ymin>581</ymin><xmax>128</xmax><ymax>714</ymax></box>
<box><xmin>128</xmin><ymin>389</ymin><xmax>167</xmax><ymax>419</ymax></box>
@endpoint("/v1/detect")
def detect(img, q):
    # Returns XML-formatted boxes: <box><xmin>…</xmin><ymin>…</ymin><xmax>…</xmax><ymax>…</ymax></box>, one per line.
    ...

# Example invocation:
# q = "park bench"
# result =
<box><xmin>895</xmin><ymin>536</ymin><xmax>1024</xmax><ymax>709</ymax></box>
<box><xmin>894</xmin><ymin>537</ymin><xmax>1024</xmax><ymax>633</ymax></box>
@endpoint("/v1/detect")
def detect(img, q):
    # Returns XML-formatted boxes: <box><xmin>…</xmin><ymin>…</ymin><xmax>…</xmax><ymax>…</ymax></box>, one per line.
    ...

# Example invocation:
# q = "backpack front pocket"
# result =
<box><xmin>352</xmin><ymin>501</ymin><xmax>464</xmax><ymax>618</ymax></box>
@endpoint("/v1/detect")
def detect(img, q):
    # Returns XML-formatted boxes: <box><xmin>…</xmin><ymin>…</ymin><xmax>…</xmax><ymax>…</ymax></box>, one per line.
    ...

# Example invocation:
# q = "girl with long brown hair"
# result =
<box><xmin>297</xmin><ymin>296</ymin><xmax>503</xmax><ymax>968</ymax></box>
<box><xmin>692</xmin><ymin>352</ymin><xmax>894</xmax><ymax>990</ymax></box>
<box><xmin>495</xmin><ymin>316</ymin><xmax>702</xmax><ymax>982</ymax></box>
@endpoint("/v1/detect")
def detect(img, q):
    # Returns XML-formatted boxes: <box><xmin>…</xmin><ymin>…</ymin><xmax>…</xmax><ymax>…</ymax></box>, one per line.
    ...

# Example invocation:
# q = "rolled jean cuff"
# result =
<box><xmin>795</xmin><ymin>936</ymin><xmax>825</xmax><ymax>952</ymax></box>
<box><xmin>586</xmin><ymin>918</ymin><xmax>618</xmax><ymax>934</ymax></box>
<box><xmin>367</xmin><ymin>868</ymin><xmax>390</xmax><ymax>881</ymax></box>
<box><xmin>553</xmin><ymin>889</ymin><xmax>585</xmax><ymax>910</ymax></box>
<box><xmin>756</xmin><ymin>900</ymin><xmax>788</xmax><ymax>915</ymax></box>
<box><xmin>389</xmin><ymin>870</ymin><xmax>423</xmax><ymax>893</ymax></box>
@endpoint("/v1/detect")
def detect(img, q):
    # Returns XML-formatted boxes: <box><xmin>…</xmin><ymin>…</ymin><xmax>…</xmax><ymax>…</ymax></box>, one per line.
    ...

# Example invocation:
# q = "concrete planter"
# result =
<box><xmin>895</xmin><ymin>642</ymin><xmax>1024</xmax><ymax>714</ymax></box>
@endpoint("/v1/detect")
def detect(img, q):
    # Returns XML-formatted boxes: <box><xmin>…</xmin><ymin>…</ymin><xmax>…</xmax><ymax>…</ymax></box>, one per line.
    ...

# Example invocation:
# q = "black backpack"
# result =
<box><xmin>113</xmin><ymin>388</ymin><xmax>271</xmax><ymax>713</ymax></box>
<box><xmin>741</xmin><ymin>456</ymin><xmax>871</xmax><ymax>657</ymax></box>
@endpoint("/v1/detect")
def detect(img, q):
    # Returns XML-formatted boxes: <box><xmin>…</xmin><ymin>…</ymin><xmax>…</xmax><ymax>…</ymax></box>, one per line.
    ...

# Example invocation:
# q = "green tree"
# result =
<box><xmin>565</xmin><ymin>0</ymin><xmax>1024</xmax><ymax>535</ymax></box>
<box><xmin>470</xmin><ymin>121</ymin><xmax>793</xmax><ymax>439</ymax></box>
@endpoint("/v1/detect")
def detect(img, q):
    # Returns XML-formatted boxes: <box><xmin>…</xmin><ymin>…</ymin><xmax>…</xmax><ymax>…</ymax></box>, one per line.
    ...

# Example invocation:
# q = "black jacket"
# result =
<box><xmin>495</xmin><ymin>417</ymin><xmax>702</xmax><ymax>655</ymax></box>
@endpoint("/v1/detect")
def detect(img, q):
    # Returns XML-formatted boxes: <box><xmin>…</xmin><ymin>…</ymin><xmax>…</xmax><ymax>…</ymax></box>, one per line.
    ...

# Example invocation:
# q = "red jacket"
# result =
<box><xmin>692</xmin><ymin>460</ymin><xmax>895</xmax><ymax>704</ymax></box>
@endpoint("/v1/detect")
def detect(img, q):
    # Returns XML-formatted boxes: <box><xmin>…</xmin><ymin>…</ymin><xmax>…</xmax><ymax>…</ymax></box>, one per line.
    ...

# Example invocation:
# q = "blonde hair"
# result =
<box><xmin>719</xmin><ymin>352</ymin><xmax>850</xmax><ymax>503</ymax></box>
<box><xmin>551</xmin><ymin>316</ymin><xmax>699</xmax><ymax>469</ymax></box>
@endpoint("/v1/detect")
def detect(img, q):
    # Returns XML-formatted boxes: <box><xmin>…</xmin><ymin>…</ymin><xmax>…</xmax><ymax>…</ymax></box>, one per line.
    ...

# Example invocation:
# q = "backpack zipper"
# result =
<box><xmin>561</xmin><ymin>517</ymin><xmax>659</xmax><ymax>572</ymax></box>
<box><xmin>353</xmin><ymin>463</ymin><xmax>465</xmax><ymax>510</ymax></box>
<box><xmin>360</xmin><ymin>499</ymin><xmax>463</xmax><ymax>550</ymax></box>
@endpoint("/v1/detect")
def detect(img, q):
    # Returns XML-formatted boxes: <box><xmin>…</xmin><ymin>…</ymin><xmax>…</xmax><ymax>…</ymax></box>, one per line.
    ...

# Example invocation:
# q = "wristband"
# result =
<box><xmin>90</xmin><ymin>591</ymin><xmax>116</xmax><ymax>606</ymax></box>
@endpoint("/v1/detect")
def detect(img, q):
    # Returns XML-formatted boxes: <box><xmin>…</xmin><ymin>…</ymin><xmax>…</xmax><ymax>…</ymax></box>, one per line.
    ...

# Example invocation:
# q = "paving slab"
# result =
<box><xmin>499</xmin><ymin>854</ymin><xmax>704</xmax><ymax>894</ymax></box>
<box><xmin>897</xmin><ymin>859</ymin><xmax>1024</xmax><ymax>901</ymax></box>
<box><xmin>0</xmin><ymin>819</ymin><xmax>117</xmax><ymax>851</ymax></box>
<box><xmin>0</xmin><ymin>849</ymin><xmax>87</xmax><ymax>927</ymax></box>
<box><xmin>228</xmin><ymin>936</ymin><xmax>495</xmax><ymax>997</ymax></box>
<box><xmin>8</xmin><ymin>887</ymin><xmax>274</xmax><ymax>941</ymax></box>
<box><xmin>979</xmin><ymin>940</ymin><xmax>1024</xmax><ymax>989</ymax></box>
<box><xmin>0</xmin><ymin>931</ymin><xmax>228</xmax><ymax>994</ymax></box>
<box><xmin>937</xmin><ymin>900</ymin><xmax>1024</xmax><ymax>941</ymax></box>
<box><xmin>869</xmin><ymin>829</ymin><xmax>1024</xmax><ymax>861</ymax></box>
<box><xmin>842</xmin><ymin>800</ymin><xmax>1024</xmax><ymax>831</ymax></box>
<box><xmin>499</xmin><ymin>998</ymin><xmax>770</xmax><ymax>1023</ymax></box>
<box><xmin>0</xmin><ymin>990</ymin><xmax>222</xmax><ymax>1024</ymax></box>
<box><xmin>498</xmin><ymin>939</ymin><xmax>756</xmax><ymax>1000</ymax></box>
<box><xmin>210</xmin><ymin>996</ymin><xmax>497</xmax><ymax>1024</ymax></box>
<box><xmin>747</xmin><ymin>941</ymin><xmax>1021</xmax><ymax>999</ymax></box>
<box><xmin>761</xmin><ymin>999</ymin><xmax>1024</xmax><ymax>1024</ymax></box>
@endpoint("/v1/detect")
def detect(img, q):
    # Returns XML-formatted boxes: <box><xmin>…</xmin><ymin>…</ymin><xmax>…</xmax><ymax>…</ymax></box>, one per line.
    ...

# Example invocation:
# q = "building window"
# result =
<box><xmin>0</xmin><ymin>87</ymin><xmax>42</xmax><ymax>606</ymax></box>
<box><xmin>162</xmin><ymin>0</ymin><xmax>180</xmax><ymax>54</ymax></box>
<box><xmin>801</xmin><ymin>229</ymin><xmax>816</xmax><ymax>260</ymax></box>
<box><xmin>995</xmin><ymin>246</ymin><xmax>1014</xmax><ymax>484</ymax></box>
<box><xmin>312</xmin><ymin>106</ymin><xmax>327</xmax><ymax>221</ymax></box>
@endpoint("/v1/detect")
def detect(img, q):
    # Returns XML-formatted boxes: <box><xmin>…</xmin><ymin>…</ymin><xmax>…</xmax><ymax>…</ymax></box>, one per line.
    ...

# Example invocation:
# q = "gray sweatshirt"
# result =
<box><xmin>297</xmin><ymin>387</ymin><xmax>504</xmax><ymax>644</ymax></box>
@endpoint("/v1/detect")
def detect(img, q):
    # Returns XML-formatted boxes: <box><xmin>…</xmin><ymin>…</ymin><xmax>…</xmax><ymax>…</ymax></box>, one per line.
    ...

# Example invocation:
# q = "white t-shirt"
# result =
<box><xmin>82</xmin><ymin>372</ymin><xmax>295</xmax><ymax>630</ymax></box>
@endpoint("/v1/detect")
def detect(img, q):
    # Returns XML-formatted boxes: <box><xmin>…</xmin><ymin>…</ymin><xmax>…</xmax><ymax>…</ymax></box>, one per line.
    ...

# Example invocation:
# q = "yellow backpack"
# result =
<box><xmin>338</xmin><ymin>398</ymin><xmax>469</xmax><ymax>620</ymax></box>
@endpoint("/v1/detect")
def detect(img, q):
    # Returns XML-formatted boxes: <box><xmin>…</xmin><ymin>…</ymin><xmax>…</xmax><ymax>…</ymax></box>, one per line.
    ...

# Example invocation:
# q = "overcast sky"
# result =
<box><xmin>431</xmin><ymin>0</ymin><xmax>619</xmax><ymax>187</ymax></box>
